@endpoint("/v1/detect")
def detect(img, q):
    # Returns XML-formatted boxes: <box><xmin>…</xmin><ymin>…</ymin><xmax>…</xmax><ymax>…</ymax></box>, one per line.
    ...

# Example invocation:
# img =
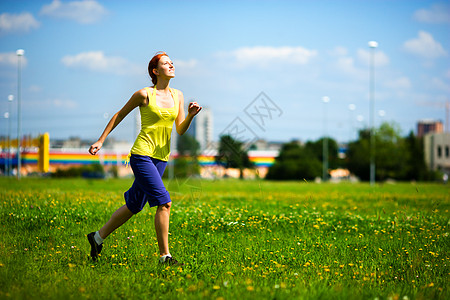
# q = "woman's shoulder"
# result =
<box><xmin>128</xmin><ymin>88</ymin><xmax>150</xmax><ymax>107</ymax></box>
<box><xmin>135</xmin><ymin>87</ymin><xmax>152</xmax><ymax>98</ymax></box>
<box><xmin>171</xmin><ymin>87</ymin><xmax>183</xmax><ymax>98</ymax></box>
<box><xmin>170</xmin><ymin>87</ymin><xmax>182</xmax><ymax>93</ymax></box>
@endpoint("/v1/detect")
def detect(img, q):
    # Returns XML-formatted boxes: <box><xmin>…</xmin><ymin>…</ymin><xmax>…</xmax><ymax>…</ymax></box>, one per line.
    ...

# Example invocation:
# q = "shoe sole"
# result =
<box><xmin>87</xmin><ymin>233</ymin><xmax>99</xmax><ymax>261</ymax></box>
<box><xmin>160</xmin><ymin>258</ymin><xmax>184</xmax><ymax>266</ymax></box>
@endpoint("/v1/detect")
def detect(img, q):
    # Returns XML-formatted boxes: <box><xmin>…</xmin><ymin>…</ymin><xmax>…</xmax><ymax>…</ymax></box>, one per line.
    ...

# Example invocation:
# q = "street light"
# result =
<box><xmin>8</xmin><ymin>95</ymin><xmax>13</xmax><ymax>176</ymax></box>
<box><xmin>356</xmin><ymin>114</ymin><xmax>364</xmax><ymax>126</ymax></box>
<box><xmin>368</xmin><ymin>41</ymin><xmax>378</xmax><ymax>186</ymax></box>
<box><xmin>322</xmin><ymin>96</ymin><xmax>330</xmax><ymax>182</ymax></box>
<box><xmin>16</xmin><ymin>49</ymin><xmax>24</xmax><ymax>180</ymax></box>
<box><xmin>348</xmin><ymin>104</ymin><xmax>356</xmax><ymax>142</ymax></box>
<box><xmin>5</xmin><ymin>95</ymin><xmax>13</xmax><ymax>176</ymax></box>
<box><xmin>3</xmin><ymin>112</ymin><xmax>9</xmax><ymax>175</ymax></box>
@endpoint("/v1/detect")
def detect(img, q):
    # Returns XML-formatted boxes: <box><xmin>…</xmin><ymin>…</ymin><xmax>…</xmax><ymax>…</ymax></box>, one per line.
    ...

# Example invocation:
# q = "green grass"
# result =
<box><xmin>0</xmin><ymin>178</ymin><xmax>449</xmax><ymax>299</ymax></box>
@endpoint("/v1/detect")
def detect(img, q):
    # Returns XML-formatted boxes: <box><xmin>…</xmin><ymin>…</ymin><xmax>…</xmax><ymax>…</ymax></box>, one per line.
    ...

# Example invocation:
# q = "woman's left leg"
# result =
<box><xmin>88</xmin><ymin>205</ymin><xmax>134</xmax><ymax>261</ymax></box>
<box><xmin>99</xmin><ymin>204</ymin><xmax>134</xmax><ymax>239</ymax></box>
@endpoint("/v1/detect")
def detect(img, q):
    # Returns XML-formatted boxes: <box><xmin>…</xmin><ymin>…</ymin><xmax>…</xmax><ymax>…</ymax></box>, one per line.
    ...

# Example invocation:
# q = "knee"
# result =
<box><xmin>158</xmin><ymin>202</ymin><xmax>171</xmax><ymax>211</ymax></box>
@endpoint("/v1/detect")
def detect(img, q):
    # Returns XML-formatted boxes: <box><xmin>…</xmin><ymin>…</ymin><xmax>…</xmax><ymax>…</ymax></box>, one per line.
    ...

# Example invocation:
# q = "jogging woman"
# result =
<box><xmin>87</xmin><ymin>52</ymin><xmax>201</xmax><ymax>265</ymax></box>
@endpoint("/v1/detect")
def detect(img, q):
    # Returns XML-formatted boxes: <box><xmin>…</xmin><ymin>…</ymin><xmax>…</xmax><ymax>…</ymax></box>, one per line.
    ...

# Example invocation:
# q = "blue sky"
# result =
<box><xmin>0</xmin><ymin>0</ymin><xmax>449</xmax><ymax>146</ymax></box>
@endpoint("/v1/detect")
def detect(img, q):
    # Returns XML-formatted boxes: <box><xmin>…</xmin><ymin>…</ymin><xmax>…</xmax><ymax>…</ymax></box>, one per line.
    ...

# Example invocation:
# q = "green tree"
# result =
<box><xmin>346</xmin><ymin>122</ymin><xmax>431</xmax><ymax>181</ymax></box>
<box><xmin>266</xmin><ymin>141</ymin><xmax>321</xmax><ymax>180</ymax></box>
<box><xmin>177</xmin><ymin>134</ymin><xmax>200</xmax><ymax>156</ymax></box>
<box><xmin>402</xmin><ymin>131</ymin><xmax>438</xmax><ymax>181</ymax></box>
<box><xmin>347</xmin><ymin>129</ymin><xmax>371</xmax><ymax>181</ymax></box>
<box><xmin>374</xmin><ymin>122</ymin><xmax>405</xmax><ymax>181</ymax></box>
<box><xmin>216</xmin><ymin>135</ymin><xmax>253</xmax><ymax>179</ymax></box>
<box><xmin>174</xmin><ymin>134</ymin><xmax>200</xmax><ymax>178</ymax></box>
<box><xmin>305</xmin><ymin>137</ymin><xmax>341</xmax><ymax>170</ymax></box>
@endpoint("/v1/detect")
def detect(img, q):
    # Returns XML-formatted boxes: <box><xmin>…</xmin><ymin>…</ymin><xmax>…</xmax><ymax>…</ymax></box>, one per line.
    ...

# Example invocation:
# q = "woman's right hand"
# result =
<box><xmin>89</xmin><ymin>141</ymin><xmax>103</xmax><ymax>155</ymax></box>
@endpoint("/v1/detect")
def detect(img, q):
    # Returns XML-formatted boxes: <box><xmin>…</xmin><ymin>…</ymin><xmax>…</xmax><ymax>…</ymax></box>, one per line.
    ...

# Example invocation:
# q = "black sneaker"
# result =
<box><xmin>87</xmin><ymin>232</ymin><xmax>103</xmax><ymax>261</ymax></box>
<box><xmin>160</xmin><ymin>256</ymin><xmax>184</xmax><ymax>266</ymax></box>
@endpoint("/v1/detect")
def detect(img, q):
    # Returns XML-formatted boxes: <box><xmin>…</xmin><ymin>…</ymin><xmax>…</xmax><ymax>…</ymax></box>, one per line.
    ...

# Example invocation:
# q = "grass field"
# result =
<box><xmin>0</xmin><ymin>177</ymin><xmax>449</xmax><ymax>300</ymax></box>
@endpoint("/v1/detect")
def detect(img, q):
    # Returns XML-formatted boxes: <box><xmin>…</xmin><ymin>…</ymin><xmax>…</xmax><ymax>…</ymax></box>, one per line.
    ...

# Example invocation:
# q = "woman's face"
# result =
<box><xmin>155</xmin><ymin>56</ymin><xmax>175</xmax><ymax>79</ymax></box>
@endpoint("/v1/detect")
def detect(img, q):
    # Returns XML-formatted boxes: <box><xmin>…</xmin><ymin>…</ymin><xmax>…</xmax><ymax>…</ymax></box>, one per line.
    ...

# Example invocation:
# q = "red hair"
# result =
<box><xmin>148</xmin><ymin>51</ymin><xmax>168</xmax><ymax>85</ymax></box>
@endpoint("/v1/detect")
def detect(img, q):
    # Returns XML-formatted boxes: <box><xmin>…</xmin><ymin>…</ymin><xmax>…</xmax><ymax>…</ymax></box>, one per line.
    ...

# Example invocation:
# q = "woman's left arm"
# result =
<box><xmin>175</xmin><ymin>90</ymin><xmax>202</xmax><ymax>135</ymax></box>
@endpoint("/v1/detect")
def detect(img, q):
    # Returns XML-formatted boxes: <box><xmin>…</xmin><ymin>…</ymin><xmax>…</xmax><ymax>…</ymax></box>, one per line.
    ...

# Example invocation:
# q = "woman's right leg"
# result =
<box><xmin>98</xmin><ymin>204</ymin><xmax>134</xmax><ymax>239</ymax></box>
<box><xmin>154</xmin><ymin>202</ymin><xmax>171</xmax><ymax>256</ymax></box>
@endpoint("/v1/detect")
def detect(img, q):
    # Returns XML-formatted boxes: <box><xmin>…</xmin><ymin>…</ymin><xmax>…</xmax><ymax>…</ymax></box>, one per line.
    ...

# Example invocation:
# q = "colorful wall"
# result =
<box><xmin>1</xmin><ymin>149</ymin><xmax>277</xmax><ymax>168</ymax></box>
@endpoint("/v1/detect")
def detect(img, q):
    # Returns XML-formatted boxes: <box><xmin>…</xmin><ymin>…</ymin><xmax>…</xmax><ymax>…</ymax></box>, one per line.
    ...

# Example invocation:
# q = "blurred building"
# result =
<box><xmin>417</xmin><ymin>120</ymin><xmax>443</xmax><ymax>138</ymax></box>
<box><xmin>250</xmin><ymin>139</ymin><xmax>284</xmax><ymax>151</ymax></box>
<box><xmin>187</xmin><ymin>107</ymin><xmax>213</xmax><ymax>151</ymax></box>
<box><xmin>423</xmin><ymin>132</ymin><xmax>450</xmax><ymax>174</ymax></box>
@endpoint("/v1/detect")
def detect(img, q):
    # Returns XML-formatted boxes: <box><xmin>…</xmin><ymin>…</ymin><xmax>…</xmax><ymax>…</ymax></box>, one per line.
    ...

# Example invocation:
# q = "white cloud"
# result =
<box><xmin>403</xmin><ymin>31</ymin><xmax>447</xmax><ymax>59</ymax></box>
<box><xmin>222</xmin><ymin>46</ymin><xmax>318</xmax><ymax>68</ymax></box>
<box><xmin>0</xmin><ymin>12</ymin><xmax>40</xmax><ymax>34</ymax></box>
<box><xmin>28</xmin><ymin>98</ymin><xmax>78</xmax><ymax>110</ymax></box>
<box><xmin>329</xmin><ymin>46</ymin><xmax>348</xmax><ymax>57</ymax></box>
<box><xmin>333</xmin><ymin>48</ymin><xmax>389</xmax><ymax>81</ymax></box>
<box><xmin>332</xmin><ymin>55</ymin><xmax>370</xmax><ymax>83</ymax></box>
<box><xmin>0</xmin><ymin>52</ymin><xmax>28</xmax><ymax>67</ymax></box>
<box><xmin>171</xmin><ymin>59</ymin><xmax>200</xmax><ymax>77</ymax></box>
<box><xmin>336</xmin><ymin>56</ymin><xmax>358</xmax><ymax>74</ymax></box>
<box><xmin>29</xmin><ymin>85</ymin><xmax>43</xmax><ymax>93</ymax></box>
<box><xmin>61</xmin><ymin>51</ymin><xmax>141</xmax><ymax>75</ymax></box>
<box><xmin>413</xmin><ymin>3</ymin><xmax>450</xmax><ymax>24</ymax></box>
<box><xmin>40</xmin><ymin>0</ymin><xmax>107</xmax><ymax>24</ymax></box>
<box><xmin>384</xmin><ymin>77</ymin><xmax>412</xmax><ymax>89</ymax></box>
<box><xmin>430</xmin><ymin>77</ymin><xmax>450</xmax><ymax>92</ymax></box>
<box><xmin>357</xmin><ymin>48</ymin><xmax>390</xmax><ymax>67</ymax></box>
<box><xmin>51</xmin><ymin>98</ymin><xmax>78</xmax><ymax>109</ymax></box>
<box><xmin>173</xmin><ymin>59</ymin><xmax>198</xmax><ymax>69</ymax></box>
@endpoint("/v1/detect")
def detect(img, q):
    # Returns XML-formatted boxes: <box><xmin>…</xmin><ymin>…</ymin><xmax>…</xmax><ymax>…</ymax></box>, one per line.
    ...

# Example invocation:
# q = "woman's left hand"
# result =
<box><xmin>188</xmin><ymin>102</ymin><xmax>202</xmax><ymax>117</ymax></box>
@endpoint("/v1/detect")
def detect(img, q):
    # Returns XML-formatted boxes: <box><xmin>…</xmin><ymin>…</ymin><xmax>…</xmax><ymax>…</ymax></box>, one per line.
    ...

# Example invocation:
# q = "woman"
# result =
<box><xmin>87</xmin><ymin>52</ymin><xmax>201</xmax><ymax>265</ymax></box>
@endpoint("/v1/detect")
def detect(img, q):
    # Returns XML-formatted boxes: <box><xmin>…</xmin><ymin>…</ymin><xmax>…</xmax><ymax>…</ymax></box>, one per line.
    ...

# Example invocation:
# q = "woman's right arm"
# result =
<box><xmin>89</xmin><ymin>89</ymin><xmax>147</xmax><ymax>155</ymax></box>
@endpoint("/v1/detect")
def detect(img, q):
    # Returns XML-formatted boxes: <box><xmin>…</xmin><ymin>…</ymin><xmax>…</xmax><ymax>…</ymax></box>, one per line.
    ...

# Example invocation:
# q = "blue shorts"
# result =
<box><xmin>124</xmin><ymin>154</ymin><xmax>171</xmax><ymax>214</ymax></box>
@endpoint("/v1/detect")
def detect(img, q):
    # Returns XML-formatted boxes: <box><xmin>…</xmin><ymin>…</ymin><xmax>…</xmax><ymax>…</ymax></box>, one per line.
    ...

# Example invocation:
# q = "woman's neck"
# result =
<box><xmin>155</xmin><ymin>78</ymin><xmax>170</xmax><ymax>92</ymax></box>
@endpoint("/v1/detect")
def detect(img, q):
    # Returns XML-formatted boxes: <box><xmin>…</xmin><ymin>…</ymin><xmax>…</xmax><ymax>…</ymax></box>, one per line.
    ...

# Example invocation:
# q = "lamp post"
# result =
<box><xmin>16</xmin><ymin>49</ymin><xmax>24</xmax><ymax>180</ymax></box>
<box><xmin>8</xmin><ymin>95</ymin><xmax>13</xmax><ymax>176</ymax></box>
<box><xmin>6</xmin><ymin>95</ymin><xmax>14</xmax><ymax>176</ymax></box>
<box><xmin>3</xmin><ymin>112</ymin><xmax>9</xmax><ymax>175</ymax></box>
<box><xmin>356</xmin><ymin>115</ymin><xmax>364</xmax><ymax>129</ymax></box>
<box><xmin>322</xmin><ymin>96</ymin><xmax>330</xmax><ymax>182</ymax></box>
<box><xmin>368</xmin><ymin>41</ymin><xmax>378</xmax><ymax>186</ymax></box>
<box><xmin>348</xmin><ymin>104</ymin><xmax>356</xmax><ymax>142</ymax></box>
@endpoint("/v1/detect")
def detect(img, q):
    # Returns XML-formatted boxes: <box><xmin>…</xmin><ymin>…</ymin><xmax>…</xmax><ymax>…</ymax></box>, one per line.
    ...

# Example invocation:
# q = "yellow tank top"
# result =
<box><xmin>130</xmin><ymin>86</ymin><xmax>179</xmax><ymax>161</ymax></box>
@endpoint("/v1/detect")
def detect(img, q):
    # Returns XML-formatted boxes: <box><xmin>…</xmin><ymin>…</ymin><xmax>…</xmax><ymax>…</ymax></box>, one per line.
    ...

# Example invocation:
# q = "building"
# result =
<box><xmin>423</xmin><ymin>132</ymin><xmax>450</xmax><ymax>174</ymax></box>
<box><xmin>250</xmin><ymin>139</ymin><xmax>284</xmax><ymax>151</ymax></box>
<box><xmin>187</xmin><ymin>107</ymin><xmax>213</xmax><ymax>151</ymax></box>
<box><xmin>417</xmin><ymin>120</ymin><xmax>443</xmax><ymax>138</ymax></box>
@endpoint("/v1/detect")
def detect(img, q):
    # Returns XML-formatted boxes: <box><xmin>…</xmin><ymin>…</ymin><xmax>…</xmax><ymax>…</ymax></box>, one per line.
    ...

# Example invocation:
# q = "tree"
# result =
<box><xmin>402</xmin><ymin>131</ymin><xmax>437</xmax><ymax>181</ymax></box>
<box><xmin>174</xmin><ymin>134</ymin><xmax>200</xmax><ymax>178</ymax></box>
<box><xmin>347</xmin><ymin>129</ymin><xmax>371</xmax><ymax>181</ymax></box>
<box><xmin>266</xmin><ymin>141</ymin><xmax>321</xmax><ymax>180</ymax></box>
<box><xmin>374</xmin><ymin>122</ymin><xmax>405</xmax><ymax>181</ymax></box>
<box><xmin>305</xmin><ymin>137</ymin><xmax>341</xmax><ymax>170</ymax></box>
<box><xmin>177</xmin><ymin>134</ymin><xmax>200</xmax><ymax>156</ymax></box>
<box><xmin>216</xmin><ymin>135</ymin><xmax>253</xmax><ymax>179</ymax></box>
<box><xmin>346</xmin><ymin>122</ymin><xmax>432</xmax><ymax>181</ymax></box>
